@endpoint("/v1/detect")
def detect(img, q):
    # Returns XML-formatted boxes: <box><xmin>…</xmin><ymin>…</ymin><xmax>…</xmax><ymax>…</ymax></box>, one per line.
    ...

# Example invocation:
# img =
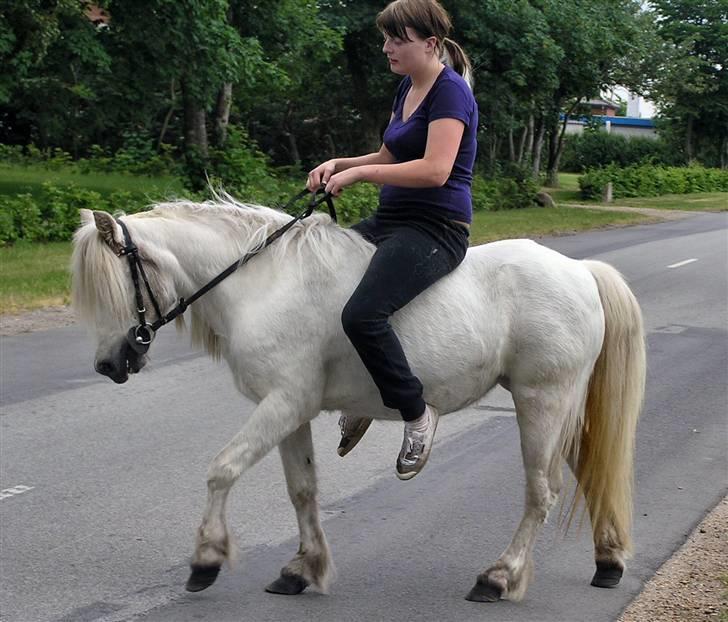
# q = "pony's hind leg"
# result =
<box><xmin>266</xmin><ymin>422</ymin><xmax>334</xmax><ymax>595</ymax></box>
<box><xmin>186</xmin><ymin>389</ymin><xmax>321</xmax><ymax>593</ymax></box>
<box><xmin>466</xmin><ymin>382</ymin><xmax>575</xmax><ymax>603</ymax></box>
<box><xmin>564</xmin><ymin>450</ymin><xmax>628</xmax><ymax>589</ymax></box>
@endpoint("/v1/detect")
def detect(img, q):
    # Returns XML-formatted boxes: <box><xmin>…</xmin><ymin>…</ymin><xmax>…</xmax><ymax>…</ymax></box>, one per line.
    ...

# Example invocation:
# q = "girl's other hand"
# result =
<box><xmin>307</xmin><ymin>160</ymin><xmax>337</xmax><ymax>192</ymax></box>
<box><xmin>325</xmin><ymin>168</ymin><xmax>362</xmax><ymax>197</ymax></box>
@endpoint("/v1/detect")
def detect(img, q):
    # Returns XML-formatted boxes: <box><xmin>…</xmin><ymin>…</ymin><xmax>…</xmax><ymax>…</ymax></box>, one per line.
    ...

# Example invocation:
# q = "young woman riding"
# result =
<box><xmin>307</xmin><ymin>0</ymin><xmax>478</xmax><ymax>480</ymax></box>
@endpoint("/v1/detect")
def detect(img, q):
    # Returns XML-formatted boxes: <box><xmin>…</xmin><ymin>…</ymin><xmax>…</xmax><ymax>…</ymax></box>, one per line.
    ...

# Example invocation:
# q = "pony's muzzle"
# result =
<box><xmin>95</xmin><ymin>356</ymin><xmax>129</xmax><ymax>384</ymax></box>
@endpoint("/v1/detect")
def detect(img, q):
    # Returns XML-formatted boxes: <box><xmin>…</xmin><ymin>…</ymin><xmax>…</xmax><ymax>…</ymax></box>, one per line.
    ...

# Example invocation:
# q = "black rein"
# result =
<box><xmin>117</xmin><ymin>187</ymin><xmax>336</xmax><ymax>354</ymax></box>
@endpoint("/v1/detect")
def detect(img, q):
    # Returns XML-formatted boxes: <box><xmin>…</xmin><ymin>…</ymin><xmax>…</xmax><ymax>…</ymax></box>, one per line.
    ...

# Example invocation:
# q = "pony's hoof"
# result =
<box><xmin>186</xmin><ymin>564</ymin><xmax>221</xmax><ymax>592</ymax></box>
<box><xmin>265</xmin><ymin>572</ymin><xmax>309</xmax><ymax>595</ymax></box>
<box><xmin>465</xmin><ymin>578</ymin><xmax>504</xmax><ymax>602</ymax></box>
<box><xmin>591</xmin><ymin>561</ymin><xmax>623</xmax><ymax>588</ymax></box>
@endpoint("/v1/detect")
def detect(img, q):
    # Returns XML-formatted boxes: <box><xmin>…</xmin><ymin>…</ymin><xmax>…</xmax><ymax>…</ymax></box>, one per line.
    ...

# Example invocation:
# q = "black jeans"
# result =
<box><xmin>342</xmin><ymin>206</ymin><xmax>470</xmax><ymax>421</ymax></box>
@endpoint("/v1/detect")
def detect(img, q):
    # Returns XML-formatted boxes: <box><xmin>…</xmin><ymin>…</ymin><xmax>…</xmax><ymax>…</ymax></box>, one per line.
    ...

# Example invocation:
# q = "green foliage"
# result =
<box><xmin>561</xmin><ymin>133</ymin><xmax>676</xmax><ymax>172</ymax></box>
<box><xmin>472</xmin><ymin>174</ymin><xmax>539</xmax><ymax>211</ymax></box>
<box><xmin>578</xmin><ymin>164</ymin><xmax>728</xmax><ymax>200</ymax></box>
<box><xmin>328</xmin><ymin>183</ymin><xmax>379</xmax><ymax>224</ymax></box>
<box><xmin>0</xmin><ymin>181</ymin><xmax>168</xmax><ymax>245</ymax></box>
<box><xmin>646</xmin><ymin>0</ymin><xmax>728</xmax><ymax>167</ymax></box>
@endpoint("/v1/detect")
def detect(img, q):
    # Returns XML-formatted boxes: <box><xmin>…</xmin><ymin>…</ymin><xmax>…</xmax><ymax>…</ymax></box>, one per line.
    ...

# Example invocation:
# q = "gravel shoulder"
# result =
<box><xmin>2</xmin><ymin>310</ymin><xmax>726</xmax><ymax>622</ymax></box>
<box><xmin>620</xmin><ymin>496</ymin><xmax>728</xmax><ymax>622</ymax></box>
<box><xmin>0</xmin><ymin>305</ymin><xmax>77</xmax><ymax>337</ymax></box>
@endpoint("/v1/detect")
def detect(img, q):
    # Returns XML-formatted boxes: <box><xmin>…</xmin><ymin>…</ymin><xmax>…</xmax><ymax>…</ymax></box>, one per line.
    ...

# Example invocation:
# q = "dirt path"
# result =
<box><xmin>561</xmin><ymin>201</ymin><xmax>699</xmax><ymax>220</ymax></box>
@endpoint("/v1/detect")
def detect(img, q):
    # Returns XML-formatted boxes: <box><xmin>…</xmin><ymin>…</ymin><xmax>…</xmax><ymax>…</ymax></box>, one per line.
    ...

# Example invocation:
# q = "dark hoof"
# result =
<box><xmin>465</xmin><ymin>578</ymin><xmax>504</xmax><ymax>602</ymax></box>
<box><xmin>591</xmin><ymin>561</ymin><xmax>623</xmax><ymax>588</ymax></box>
<box><xmin>186</xmin><ymin>564</ymin><xmax>221</xmax><ymax>592</ymax></box>
<box><xmin>265</xmin><ymin>572</ymin><xmax>309</xmax><ymax>595</ymax></box>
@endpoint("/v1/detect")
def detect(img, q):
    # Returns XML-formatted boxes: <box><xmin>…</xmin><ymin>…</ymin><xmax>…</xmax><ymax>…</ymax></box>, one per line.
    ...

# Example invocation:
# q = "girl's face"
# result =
<box><xmin>382</xmin><ymin>26</ymin><xmax>437</xmax><ymax>76</ymax></box>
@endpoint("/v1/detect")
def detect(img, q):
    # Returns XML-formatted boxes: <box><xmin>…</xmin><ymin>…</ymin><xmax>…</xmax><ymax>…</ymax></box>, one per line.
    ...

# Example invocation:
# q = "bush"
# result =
<box><xmin>561</xmin><ymin>132</ymin><xmax>675</xmax><ymax>173</ymax></box>
<box><xmin>472</xmin><ymin>174</ymin><xmax>539</xmax><ymax>211</ymax></box>
<box><xmin>0</xmin><ymin>183</ymin><xmax>169</xmax><ymax>245</ymax></box>
<box><xmin>578</xmin><ymin>163</ymin><xmax>728</xmax><ymax>200</ymax></box>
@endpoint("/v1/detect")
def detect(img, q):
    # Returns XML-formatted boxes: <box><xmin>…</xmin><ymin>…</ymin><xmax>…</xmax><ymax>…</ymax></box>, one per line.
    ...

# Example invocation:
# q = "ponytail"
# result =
<box><xmin>442</xmin><ymin>37</ymin><xmax>473</xmax><ymax>88</ymax></box>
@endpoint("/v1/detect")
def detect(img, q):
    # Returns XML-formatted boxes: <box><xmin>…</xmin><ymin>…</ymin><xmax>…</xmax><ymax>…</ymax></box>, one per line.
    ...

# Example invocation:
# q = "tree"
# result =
<box><xmin>647</xmin><ymin>0</ymin><xmax>728</xmax><ymax>167</ymax></box>
<box><xmin>0</xmin><ymin>0</ymin><xmax>111</xmax><ymax>153</ymax></box>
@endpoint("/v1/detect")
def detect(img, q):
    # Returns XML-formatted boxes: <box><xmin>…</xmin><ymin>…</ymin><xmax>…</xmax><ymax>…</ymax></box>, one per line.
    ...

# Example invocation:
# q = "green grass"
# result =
<box><xmin>614</xmin><ymin>192</ymin><xmax>728</xmax><ymax>211</ymax></box>
<box><xmin>0</xmin><ymin>163</ymin><xmax>185</xmax><ymax>198</ymax></box>
<box><xmin>541</xmin><ymin>172</ymin><xmax>582</xmax><ymax>203</ymax></box>
<box><xmin>0</xmin><ymin>241</ymin><xmax>73</xmax><ymax>313</ymax></box>
<box><xmin>470</xmin><ymin>206</ymin><xmax>650</xmax><ymax>244</ymax></box>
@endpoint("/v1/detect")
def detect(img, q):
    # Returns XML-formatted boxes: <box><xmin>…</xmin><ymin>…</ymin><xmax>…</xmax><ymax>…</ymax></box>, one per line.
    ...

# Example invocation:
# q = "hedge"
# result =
<box><xmin>561</xmin><ymin>132</ymin><xmax>676</xmax><ymax>173</ymax></box>
<box><xmin>578</xmin><ymin>164</ymin><xmax>728</xmax><ymax>200</ymax></box>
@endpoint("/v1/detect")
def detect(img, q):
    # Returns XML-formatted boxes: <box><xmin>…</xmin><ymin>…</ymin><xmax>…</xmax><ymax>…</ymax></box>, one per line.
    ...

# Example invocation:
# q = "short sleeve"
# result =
<box><xmin>427</xmin><ymin>78</ymin><xmax>473</xmax><ymax>126</ymax></box>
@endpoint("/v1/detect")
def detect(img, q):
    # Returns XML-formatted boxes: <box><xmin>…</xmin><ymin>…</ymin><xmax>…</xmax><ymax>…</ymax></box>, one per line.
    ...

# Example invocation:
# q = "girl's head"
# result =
<box><xmin>376</xmin><ymin>0</ymin><xmax>472</xmax><ymax>86</ymax></box>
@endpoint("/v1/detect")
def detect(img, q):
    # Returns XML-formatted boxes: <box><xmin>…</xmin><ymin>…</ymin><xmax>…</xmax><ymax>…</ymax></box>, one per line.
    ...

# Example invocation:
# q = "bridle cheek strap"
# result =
<box><xmin>117</xmin><ymin>219</ymin><xmax>163</xmax><ymax>353</ymax></box>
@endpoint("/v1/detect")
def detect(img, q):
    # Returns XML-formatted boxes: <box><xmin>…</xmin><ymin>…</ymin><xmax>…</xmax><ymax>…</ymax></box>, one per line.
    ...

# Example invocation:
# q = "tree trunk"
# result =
<box><xmin>213</xmin><ymin>82</ymin><xmax>233</xmax><ymax>148</ymax></box>
<box><xmin>508</xmin><ymin>127</ymin><xmax>515</xmax><ymax>162</ymax></box>
<box><xmin>517</xmin><ymin>124</ymin><xmax>528</xmax><ymax>165</ymax></box>
<box><xmin>721</xmin><ymin>136</ymin><xmax>727</xmax><ymax>170</ymax></box>
<box><xmin>531</xmin><ymin>118</ymin><xmax>546</xmax><ymax>179</ymax></box>
<box><xmin>324</xmin><ymin>133</ymin><xmax>336</xmax><ymax>160</ymax></box>
<box><xmin>685</xmin><ymin>115</ymin><xmax>694</xmax><ymax>163</ymax></box>
<box><xmin>281</xmin><ymin>131</ymin><xmax>301</xmax><ymax>166</ymax></box>
<box><xmin>158</xmin><ymin>78</ymin><xmax>177</xmax><ymax>149</ymax></box>
<box><xmin>525</xmin><ymin>115</ymin><xmax>535</xmax><ymax>163</ymax></box>
<box><xmin>182</xmin><ymin>80</ymin><xmax>208</xmax><ymax>157</ymax></box>
<box><xmin>546</xmin><ymin>99</ymin><xmax>580</xmax><ymax>187</ymax></box>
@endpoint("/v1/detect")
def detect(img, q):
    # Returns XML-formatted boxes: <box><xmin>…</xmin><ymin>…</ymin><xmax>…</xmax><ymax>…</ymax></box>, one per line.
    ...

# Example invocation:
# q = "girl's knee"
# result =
<box><xmin>341</xmin><ymin>299</ymin><xmax>381</xmax><ymax>339</ymax></box>
<box><xmin>341</xmin><ymin>299</ymin><xmax>363</xmax><ymax>337</ymax></box>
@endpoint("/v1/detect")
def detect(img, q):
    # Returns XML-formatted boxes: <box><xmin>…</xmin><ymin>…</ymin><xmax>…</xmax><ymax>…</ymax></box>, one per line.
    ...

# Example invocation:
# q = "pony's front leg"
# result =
<box><xmin>186</xmin><ymin>389</ymin><xmax>320</xmax><ymax>592</ymax></box>
<box><xmin>265</xmin><ymin>422</ymin><xmax>333</xmax><ymax>595</ymax></box>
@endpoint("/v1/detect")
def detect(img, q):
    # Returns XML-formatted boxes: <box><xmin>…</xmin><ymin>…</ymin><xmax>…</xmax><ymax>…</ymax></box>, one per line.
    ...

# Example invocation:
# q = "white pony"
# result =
<box><xmin>71</xmin><ymin>196</ymin><xmax>645</xmax><ymax>603</ymax></box>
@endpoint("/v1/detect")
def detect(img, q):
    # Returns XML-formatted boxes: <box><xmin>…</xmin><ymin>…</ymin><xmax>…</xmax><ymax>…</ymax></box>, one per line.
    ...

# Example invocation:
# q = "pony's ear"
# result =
<box><xmin>93</xmin><ymin>210</ymin><xmax>124</xmax><ymax>254</ymax></box>
<box><xmin>79</xmin><ymin>208</ymin><xmax>93</xmax><ymax>225</ymax></box>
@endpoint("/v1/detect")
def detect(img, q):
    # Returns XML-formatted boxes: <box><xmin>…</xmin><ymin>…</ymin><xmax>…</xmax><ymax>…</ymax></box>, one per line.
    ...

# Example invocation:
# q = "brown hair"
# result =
<box><xmin>376</xmin><ymin>0</ymin><xmax>473</xmax><ymax>86</ymax></box>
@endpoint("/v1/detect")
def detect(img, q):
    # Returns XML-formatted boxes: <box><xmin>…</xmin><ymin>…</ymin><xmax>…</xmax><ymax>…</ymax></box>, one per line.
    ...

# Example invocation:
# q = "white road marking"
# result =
<box><xmin>0</xmin><ymin>485</ymin><xmax>35</xmax><ymax>500</ymax></box>
<box><xmin>667</xmin><ymin>258</ymin><xmax>698</xmax><ymax>269</ymax></box>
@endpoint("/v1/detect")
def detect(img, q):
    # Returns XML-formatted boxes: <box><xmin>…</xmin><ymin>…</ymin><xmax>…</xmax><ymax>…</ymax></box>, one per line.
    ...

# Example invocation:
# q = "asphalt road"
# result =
<box><xmin>1</xmin><ymin>212</ymin><xmax>726</xmax><ymax>622</ymax></box>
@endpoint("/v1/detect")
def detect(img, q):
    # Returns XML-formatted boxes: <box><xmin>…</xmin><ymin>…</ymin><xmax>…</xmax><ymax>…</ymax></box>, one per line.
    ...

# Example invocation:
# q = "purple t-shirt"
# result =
<box><xmin>380</xmin><ymin>65</ymin><xmax>478</xmax><ymax>223</ymax></box>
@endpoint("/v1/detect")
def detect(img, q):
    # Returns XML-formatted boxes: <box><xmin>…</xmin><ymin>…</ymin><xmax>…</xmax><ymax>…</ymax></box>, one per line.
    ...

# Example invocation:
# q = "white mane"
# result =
<box><xmin>71</xmin><ymin>193</ymin><xmax>372</xmax><ymax>354</ymax></box>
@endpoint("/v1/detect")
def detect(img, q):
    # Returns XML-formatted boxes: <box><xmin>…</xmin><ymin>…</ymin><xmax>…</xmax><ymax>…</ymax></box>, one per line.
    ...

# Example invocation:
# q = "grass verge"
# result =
<box><xmin>469</xmin><ymin>206</ymin><xmax>650</xmax><ymax>244</ymax></box>
<box><xmin>0</xmin><ymin>241</ymin><xmax>72</xmax><ymax>314</ymax></box>
<box><xmin>0</xmin><ymin>163</ymin><xmax>185</xmax><ymax>198</ymax></box>
<box><xmin>1</xmin><ymin>206</ymin><xmax>651</xmax><ymax>315</ymax></box>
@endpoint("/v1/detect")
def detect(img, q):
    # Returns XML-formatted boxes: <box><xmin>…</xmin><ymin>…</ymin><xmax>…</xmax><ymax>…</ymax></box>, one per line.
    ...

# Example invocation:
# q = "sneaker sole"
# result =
<box><xmin>336</xmin><ymin>418</ymin><xmax>373</xmax><ymax>457</ymax></box>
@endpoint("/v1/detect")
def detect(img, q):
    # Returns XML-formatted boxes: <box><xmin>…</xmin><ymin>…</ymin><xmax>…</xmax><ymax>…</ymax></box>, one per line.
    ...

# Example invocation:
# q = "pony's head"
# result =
<box><xmin>72</xmin><ymin>209</ymin><xmax>177</xmax><ymax>384</ymax></box>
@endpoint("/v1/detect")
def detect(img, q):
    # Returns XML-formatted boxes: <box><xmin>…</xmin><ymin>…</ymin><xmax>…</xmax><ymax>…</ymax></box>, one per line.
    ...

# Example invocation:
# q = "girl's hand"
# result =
<box><xmin>325</xmin><ymin>168</ymin><xmax>362</xmax><ymax>197</ymax></box>
<box><xmin>307</xmin><ymin>160</ymin><xmax>337</xmax><ymax>192</ymax></box>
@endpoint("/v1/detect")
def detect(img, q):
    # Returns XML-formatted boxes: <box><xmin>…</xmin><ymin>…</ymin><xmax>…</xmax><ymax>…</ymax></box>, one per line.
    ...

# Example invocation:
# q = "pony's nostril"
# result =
<box><xmin>95</xmin><ymin>360</ymin><xmax>114</xmax><ymax>375</ymax></box>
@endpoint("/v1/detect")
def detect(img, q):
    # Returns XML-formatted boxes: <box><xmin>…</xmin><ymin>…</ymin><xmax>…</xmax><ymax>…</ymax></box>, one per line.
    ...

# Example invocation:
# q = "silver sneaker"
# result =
<box><xmin>396</xmin><ymin>405</ymin><xmax>439</xmax><ymax>480</ymax></box>
<box><xmin>337</xmin><ymin>415</ymin><xmax>372</xmax><ymax>457</ymax></box>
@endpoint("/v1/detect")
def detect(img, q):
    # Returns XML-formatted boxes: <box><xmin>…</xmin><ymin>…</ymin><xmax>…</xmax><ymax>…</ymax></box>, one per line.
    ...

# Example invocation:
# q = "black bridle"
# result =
<box><xmin>116</xmin><ymin>187</ymin><xmax>336</xmax><ymax>355</ymax></box>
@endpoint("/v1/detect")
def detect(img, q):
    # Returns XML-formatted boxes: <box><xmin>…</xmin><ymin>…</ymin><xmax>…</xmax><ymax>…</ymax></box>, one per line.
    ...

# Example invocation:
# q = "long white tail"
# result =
<box><xmin>571</xmin><ymin>260</ymin><xmax>646</xmax><ymax>555</ymax></box>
